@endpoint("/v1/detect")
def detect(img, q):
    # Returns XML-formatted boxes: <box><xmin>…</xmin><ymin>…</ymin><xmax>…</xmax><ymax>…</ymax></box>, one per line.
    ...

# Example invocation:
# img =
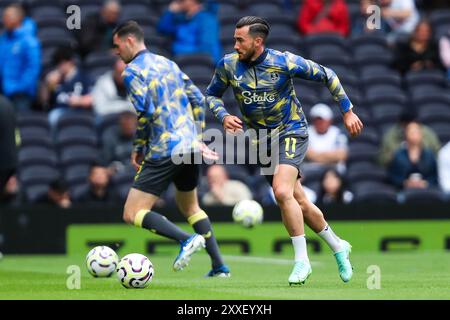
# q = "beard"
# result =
<box><xmin>237</xmin><ymin>47</ymin><xmax>255</xmax><ymax>62</ymax></box>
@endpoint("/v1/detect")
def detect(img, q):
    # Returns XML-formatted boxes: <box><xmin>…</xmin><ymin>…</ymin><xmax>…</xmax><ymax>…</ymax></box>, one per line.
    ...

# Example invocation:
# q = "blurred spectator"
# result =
<box><xmin>92</xmin><ymin>58</ymin><xmax>134</xmax><ymax>117</ymax></box>
<box><xmin>0</xmin><ymin>4</ymin><xmax>40</xmax><ymax>112</ymax></box>
<box><xmin>76</xmin><ymin>0</ymin><xmax>121</xmax><ymax>58</ymax></box>
<box><xmin>305</xmin><ymin>103</ymin><xmax>348</xmax><ymax>173</ymax></box>
<box><xmin>43</xmin><ymin>47</ymin><xmax>93</xmax><ymax>127</ymax></box>
<box><xmin>378</xmin><ymin>112</ymin><xmax>441</xmax><ymax>167</ymax></box>
<box><xmin>0</xmin><ymin>95</ymin><xmax>18</xmax><ymax>201</ymax></box>
<box><xmin>296</xmin><ymin>0</ymin><xmax>350</xmax><ymax>37</ymax></box>
<box><xmin>37</xmin><ymin>180</ymin><xmax>72</xmax><ymax>209</ymax></box>
<box><xmin>380</xmin><ymin>0</ymin><xmax>419</xmax><ymax>43</ymax></box>
<box><xmin>317</xmin><ymin>168</ymin><xmax>353</xmax><ymax>204</ymax></box>
<box><xmin>352</xmin><ymin>0</ymin><xmax>390</xmax><ymax>36</ymax></box>
<box><xmin>0</xmin><ymin>175</ymin><xmax>19</xmax><ymax>205</ymax></box>
<box><xmin>393</xmin><ymin>20</ymin><xmax>443</xmax><ymax>74</ymax></box>
<box><xmin>78</xmin><ymin>162</ymin><xmax>115</xmax><ymax>204</ymax></box>
<box><xmin>437</xmin><ymin>141</ymin><xmax>450</xmax><ymax>194</ymax></box>
<box><xmin>388</xmin><ymin>122</ymin><xmax>438</xmax><ymax>190</ymax></box>
<box><xmin>102</xmin><ymin>111</ymin><xmax>137</xmax><ymax>173</ymax></box>
<box><xmin>157</xmin><ymin>0</ymin><xmax>222</xmax><ymax>63</ymax></box>
<box><xmin>439</xmin><ymin>31</ymin><xmax>450</xmax><ymax>80</ymax></box>
<box><xmin>202</xmin><ymin>164</ymin><xmax>252</xmax><ymax>206</ymax></box>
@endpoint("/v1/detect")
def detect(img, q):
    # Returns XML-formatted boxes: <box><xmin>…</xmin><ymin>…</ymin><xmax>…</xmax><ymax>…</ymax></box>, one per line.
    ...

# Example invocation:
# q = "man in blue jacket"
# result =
<box><xmin>157</xmin><ymin>0</ymin><xmax>221</xmax><ymax>63</ymax></box>
<box><xmin>0</xmin><ymin>4</ymin><xmax>40</xmax><ymax>112</ymax></box>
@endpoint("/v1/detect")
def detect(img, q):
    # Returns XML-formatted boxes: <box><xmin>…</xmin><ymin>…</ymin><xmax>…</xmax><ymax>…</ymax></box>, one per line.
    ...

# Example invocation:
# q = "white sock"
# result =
<box><xmin>291</xmin><ymin>235</ymin><xmax>309</xmax><ymax>263</ymax></box>
<box><xmin>318</xmin><ymin>225</ymin><xmax>342</xmax><ymax>253</ymax></box>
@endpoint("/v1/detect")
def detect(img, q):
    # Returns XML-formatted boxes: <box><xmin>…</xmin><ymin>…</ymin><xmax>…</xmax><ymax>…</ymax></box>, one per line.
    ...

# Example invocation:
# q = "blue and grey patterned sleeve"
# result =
<box><xmin>182</xmin><ymin>72</ymin><xmax>206</xmax><ymax>130</ymax></box>
<box><xmin>285</xmin><ymin>52</ymin><xmax>353</xmax><ymax>113</ymax></box>
<box><xmin>205</xmin><ymin>58</ymin><xmax>231</xmax><ymax>123</ymax></box>
<box><xmin>123</xmin><ymin>67</ymin><xmax>154</xmax><ymax>153</ymax></box>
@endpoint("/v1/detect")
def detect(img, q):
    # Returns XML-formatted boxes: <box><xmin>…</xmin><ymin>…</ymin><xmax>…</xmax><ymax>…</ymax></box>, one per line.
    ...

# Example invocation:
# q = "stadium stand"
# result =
<box><xmin>1</xmin><ymin>0</ymin><xmax>449</xmax><ymax>205</ymax></box>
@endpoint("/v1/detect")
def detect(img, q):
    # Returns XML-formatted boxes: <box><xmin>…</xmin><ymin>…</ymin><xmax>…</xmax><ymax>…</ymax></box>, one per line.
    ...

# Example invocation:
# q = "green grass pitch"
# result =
<box><xmin>0</xmin><ymin>251</ymin><xmax>449</xmax><ymax>300</ymax></box>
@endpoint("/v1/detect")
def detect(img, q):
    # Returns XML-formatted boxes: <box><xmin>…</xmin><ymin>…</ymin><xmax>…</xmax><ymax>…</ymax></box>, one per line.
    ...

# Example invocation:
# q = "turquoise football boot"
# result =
<box><xmin>334</xmin><ymin>240</ymin><xmax>353</xmax><ymax>282</ymax></box>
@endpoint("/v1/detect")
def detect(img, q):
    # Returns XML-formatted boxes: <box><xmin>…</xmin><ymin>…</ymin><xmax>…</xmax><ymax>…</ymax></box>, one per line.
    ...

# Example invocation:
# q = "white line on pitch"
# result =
<box><xmin>223</xmin><ymin>255</ymin><xmax>323</xmax><ymax>266</ymax></box>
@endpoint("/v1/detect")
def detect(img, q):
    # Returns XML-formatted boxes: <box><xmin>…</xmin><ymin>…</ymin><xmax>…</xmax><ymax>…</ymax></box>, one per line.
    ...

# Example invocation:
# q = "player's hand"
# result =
<box><xmin>131</xmin><ymin>151</ymin><xmax>144</xmax><ymax>171</ymax></box>
<box><xmin>223</xmin><ymin>115</ymin><xmax>243</xmax><ymax>135</ymax></box>
<box><xmin>199</xmin><ymin>142</ymin><xmax>219</xmax><ymax>161</ymax></box>
<box><xmin>343</xmin><ymin>109</ymin><xmax>363</xmax><ymax>137</ymax></box>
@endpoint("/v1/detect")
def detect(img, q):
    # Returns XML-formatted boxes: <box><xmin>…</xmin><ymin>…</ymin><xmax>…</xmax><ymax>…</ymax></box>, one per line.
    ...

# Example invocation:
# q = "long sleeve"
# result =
<box><xmin>182</xmin><ymin>72</ymin><xmax>205</xmax><ymax>131</ymax></box>
<box><xmin>285</xmin><ymin>52</ymin><xmax>353</xmax><ymax>113</ymax></box>
<box><xmin>92</xmin><ymin>73</ymin><xmax>133</xmax><ymax>116</ymax></box>
<box><xmin>388</xmin><ymin>149</ymin><xmax>408</xmax><ymax>188</ymax></box>
<box><xmin>205</xmin><ymin>58</ymin><xmax>230</xmax><ymax>123</ymax></box>
<box><xmin>20</xmin><ymin>36</ymin><xmax>41</xmax><ymax>95</ymax></box>
<box><xmin>123</xmin><ymin>67</ymin><xmax>153</xmax><ymax>153</ymax></box>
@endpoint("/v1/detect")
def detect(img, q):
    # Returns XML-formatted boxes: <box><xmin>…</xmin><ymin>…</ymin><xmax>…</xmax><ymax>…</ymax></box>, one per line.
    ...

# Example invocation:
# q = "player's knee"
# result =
<box><xmin>123</xmin><ymin>207</ymin><xmax>137</xmax><ymax>225</ymax></box>
<box><xmin>273</xmin><ymin>187</ymin><xmax>294</xmax><ymax>204</ymax></box>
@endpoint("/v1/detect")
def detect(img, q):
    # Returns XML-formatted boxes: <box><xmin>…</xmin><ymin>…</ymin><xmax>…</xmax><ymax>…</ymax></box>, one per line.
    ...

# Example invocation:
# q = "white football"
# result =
<box><xmin>232</xmin><ymin>199</ymin><xmax>264</xmax><ymax>228</ymax></box>
<box><xmin>116</xmin><ymin>253</ymin><xmax>154</xmax><ymax>289</ymax></box>
<box><xmin>86</xmin><ymin>246</ymin><xmax>119</xmax><ymax>277</ymax></box>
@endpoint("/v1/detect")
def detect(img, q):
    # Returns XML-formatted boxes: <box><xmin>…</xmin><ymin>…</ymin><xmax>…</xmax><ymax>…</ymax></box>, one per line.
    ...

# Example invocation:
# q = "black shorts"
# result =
<box><xmin>256</xmin><ymin>133</ymin><xmax>309</xmax><ymax>185</ymax></box>
<box><xmin>132</xmin><ymin>153</ymin><xmax>200</xmax><ymax>197</ymax></box>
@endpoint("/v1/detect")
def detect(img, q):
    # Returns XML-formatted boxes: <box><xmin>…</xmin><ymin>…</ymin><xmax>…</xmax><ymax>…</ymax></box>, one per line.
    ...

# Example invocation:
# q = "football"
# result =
<box><xmin>116</xmin><ymin>253</ymin><xmax>154</xmax><ymax>289</ymax></box>
<box><xmin>232</xmin><ymin>199</ymin><xmax>264</xmax><ymax>228</ymax></box>
<box><xmin>85</xmin><ymin>246</ymin><xmax>119</xmax><ymax>278</ymax></box>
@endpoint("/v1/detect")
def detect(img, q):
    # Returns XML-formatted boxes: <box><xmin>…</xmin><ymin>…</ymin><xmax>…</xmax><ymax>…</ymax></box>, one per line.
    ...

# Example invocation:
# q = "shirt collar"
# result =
<box><xmin>131</xmin><ymin>49</ymin><xmax>149</xmax><ymax>62</ymax></box>
<box><xmin>245</xmin><ymin>48</ymin><xmax>268</xmax><ymax>67</ymax></box>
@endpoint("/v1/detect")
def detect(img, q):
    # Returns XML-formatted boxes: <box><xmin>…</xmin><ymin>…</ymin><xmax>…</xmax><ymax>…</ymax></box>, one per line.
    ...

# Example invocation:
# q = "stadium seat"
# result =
<box><xmin>361</xmin><ymin>71</ymin><xmax>402</xmax><ymax>87</ymax></box>
<box><xmin>366</xmin><ymin>89</ymin><xmax>408</xmax><ymax>107</ymax></box>
<box><xmin>64</xmin><ymin>164</ymin><xmax>90</xmax><ymax>188</ymax></box>
<box><xmin>56</xmin><ymin>126</ymin><xmax>98</xmax><ymax>148</ymax></box>
<box><xmin>83</xmin><ymin>51</ymin><xmax>116</xmax><ymax>70</ymax></box>
<box><xmin>248</xmin><ymin>2</ymin><xmax>283</xmax><ymax>16</ymax></box>
<box><xmin>350</xmin><ymin>32</ymin><xmax>389</xmax><ymax>49</ymax></box>
<box><xmin>175</xmin><ymin>54</ymin><xmax>215</xmax><ymax>69</ymax></box>
<box><xmin>400</xmin><ymin>188</ymin><xmax>446</xmax><ymax>204</ymax></box>
<box><xmin>18</xmin><ymin>146</ymin><xmax>58</xmax><ymax>167</ymax></box>
<box><xmin>34</xmin><ymin>16</ymin><xmax>67</xmax><ymax>29</ymax></box>
<box><xmin>39</xmin><ymin>35</ymin><xmax>76</xmax><ymax>51</ymax></box>
<box><xmin>411</xmin><ymin>91</ymin><xmax>450</xmax><ymax>106</ymax></box>
<box><xmin>217</xmin><ymin>2</ymin><xmax>241</xmax><ymax>16</ymax></box>
<box><xmin>19</xmin><ymin>165</ymin><xmax>60</xmax><ymax>186</ymax></box>
<box><xmin>348</xmin><ymin>126</ymin><xmax>379</xmax><ymax>146</ymax></box>
<box><xmin>370</xmin><ymin>103</ymin><xmax>405</xmax><ymax>125</ymax></box>
<box><xmin>97</xmin><ymin>113</ymin><xmax>121</xmax><ymax>143</ymax></box>
<box><xmin>418</xmin><ymin>104</ymin><xmax>450</xmax><ymax>125</ymax></box>
<box><xmin>60</xmin><ymin>145</ymin><xmax>99</xmax><ymax>167</ymax></box>
<box><xmin>17</xmin><ymin>112</ymin><xmax>49</xmax><ymax>128</ymax></box>
<box><xmin>19</xmin><ymin>134</ymin><xmax>53</xmax><ymax>149</ymax></box>
<box><xmin>23</xmin><ymin>184</ymin><xmax>51</xmax><ymax>203</ymax></box>
<box><xmin>405</xmin><ymin>69</ymin><xmax>448</xmax><ymax>88</ymax></box>
<box><xmin>428</xmin><ymin>122</ymin><xmax>450</xmax><ymax>144</ymax></box>
<box><xmin>181</xmin><ymin>65</ymin><xmax>215</xmax><ymax>81</ymax></box>
<box><xmin>352</xmin><ymin>187</ymin><xmax>398</xmax><ymax>204</ymax></box>
<box><xmin>70</xmin><ymin>184</ymin><xmax>90</xmax><ymax>201</ymax></box>
<box><xmin>55</xmin><ymin>113</ymin><xmax>95</xmax><ymax>132</ymax></box>
<box><xmin>31</xmin><ymin>6</ymin><xmax>65</xmax><ymax>19</ymax></box>
<box><xmin>346</xmin><ymin>162</ymin><xmax>387</xmax><ymax>184</ymax></box>
<box><xmin>300</xmin><ymin>165</ymin><xmax>327</xmax><ymax>186</ymax></box>
<box><xmin>304</xmin><ymin>34</ymin><xmax>348</xmax><ymax>50</ymax></box>
<box><xmin>347</xmin><ymin>142</ymin><xmax>379</xmax><ymax>164</ymax></box>
<box><xmin>38</xmin><ymin>27</ymin><xmax>73</xmax><ymax>40</ymax></box>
